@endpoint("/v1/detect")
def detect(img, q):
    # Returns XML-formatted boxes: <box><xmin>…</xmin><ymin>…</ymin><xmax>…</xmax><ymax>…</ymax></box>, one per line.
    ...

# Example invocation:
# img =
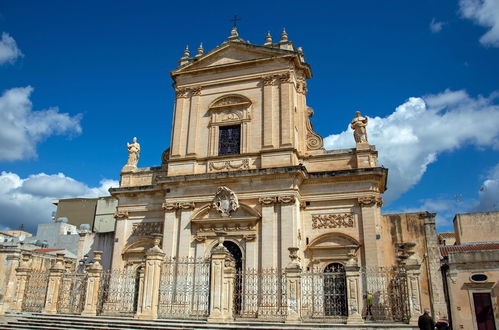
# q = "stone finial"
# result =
<box><xmin>51</xmin><ymin>253</ymin><xmax>66</xmax><ymax>271</ymax></box>
<box><xmin>196</xmin><ymin>43</ymin><xmax>204</xmax><ymax>57</ymax></box>
<box><xmin>183</xmin><ymin>45</ymin><xmax>190</xmax><ymax>58</ymax></box>
<box><xmin>280</xmin><ymin>28</ymin><xmax>288</xmax><ymax>42</ymax></box>
<box><xmin>350</xmin><ymin>111</ymin><xmax>369</xmax><ymax>144</ymax></box>
<box><xmin>264</xmin><ymin>31</ymin><xmax>272</xmax><ymax>45</ymax></box>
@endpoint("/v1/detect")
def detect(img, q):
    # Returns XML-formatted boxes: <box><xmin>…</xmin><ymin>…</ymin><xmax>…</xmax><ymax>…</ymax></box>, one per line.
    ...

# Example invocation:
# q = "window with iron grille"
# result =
<box><xmin>218</xmin><ymin>125</ymin><xmax>241</xmax><ymax>156</ymax></box>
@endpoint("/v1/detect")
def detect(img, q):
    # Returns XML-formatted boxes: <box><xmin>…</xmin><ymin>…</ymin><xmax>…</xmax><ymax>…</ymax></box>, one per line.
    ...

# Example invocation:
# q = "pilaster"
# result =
<box><xmin>279</xmin><ymin>72</ymin><xmax>294</xmax><ymax>147</ymax></box>
<box><xmin>43</xmin><ymin>253</ymin><xmax>66</xmax><ymax>314</ymax></box>
<box><xmin>279</xmin><ymin>195</ymin><xmax>297</xmax><ymax>267</ymax></box>
<box><xmin>208</xmin><ymin>235</ymin><xmax>235</xmax><ymax>323</ymax></box>
<box><xmin>259</xmin><ymin>197</ymin><xmax>277</xmax><ymax>268</ymax></box>
<box><xmin>0</xmin><ymin>253</ymin><xmax>20</xmax><ymax>315</ymax></box>
<box><xmin>136</xmin><ymin>234</ymin><xmax>165</xmax><ymax>319</ymax></box>
<box><xmin>186</xmin><ymin>87</ymin><xmax>202</xmax><ymax>156</ymax></box>
<box><xmin>345</xmin><ymin>263</ymin><xmax>363</xmax><ymax>324</ymax></box>
<box><xmin>162</xmin><ymin>202</ymin><xmax>177</xmax><ymax>257</ymax></box>
<box><xmin>171</xmin><ymin>89</ymin><xmax>190</xmax><ymax>157</ymax></box>
<box><xmin>11</xmin><ymin>252</ymin><xmax>31</xmax><ymax>312</ymax></box>
<box><xmin>406</xmin><ymin>263</ymin><xmax>423</xmax><ymax>324</ymax></box>
<box><xmin>358</xmin><ymin>196</ymin><xmax>383</xmax><ymax>268</ymax></box>
<box><xmin>82</xmin><ymin>251</ymin><xmax>104</xmax><ymax>316</ymax></box>
<box><xmin>262</xmin><ymin>75</ymin><xmax>276</xmax><ymax>148</ymax></box>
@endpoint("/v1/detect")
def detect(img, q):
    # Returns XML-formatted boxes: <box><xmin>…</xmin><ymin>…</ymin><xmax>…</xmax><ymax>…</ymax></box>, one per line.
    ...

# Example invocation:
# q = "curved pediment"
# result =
<box><xmin>123</xmin><ymin>237</ymin><xmax>154</xmax><ymax>255</ymax></box>
<box><xmin>308</xmin><ymin>232</ymin><xmax>359</xmax><ymax>250</ymax></box>
<box><xmin>191</xmin><ymin>203</ymin><xmax>261</xmax><ymax>221</ymax></box>
<box><xmin>208</xmin><ymin>94</ymin><xmax>252</xmax><ymax>110</ymax></box>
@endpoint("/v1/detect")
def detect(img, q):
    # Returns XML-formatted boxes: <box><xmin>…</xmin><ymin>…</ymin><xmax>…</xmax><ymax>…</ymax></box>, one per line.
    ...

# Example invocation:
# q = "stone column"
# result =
<box><xmin>285</xmin><ymin>247</ymin><xmax>302</xmax><ymax>323</ymax></box>
<box><xmin>43</xmin><ymin>253</ymin><xmax>66</xmax><ymax>314</ymax></box>
<box><xmin>406</xmin><ymin>263</ymin><xmax>422</xmax><ymax>324</ymax></box>
<box><xmin>262</xmin><ymin>75</ymin><xmax>276</xmax><ymax>148</ymax></box>
<box><xmin>11</xmin><ymin>252</ymin><xmax>31</xmax><ymax>312</ymax></box>
<box><xmin>186</xmin><ymin>87</ymin><xmax>201</xmax><ymax>156</ymax></box>
<box><xmin>279</xmin><ymin>73</ymin><xmax>294</xmax><ymax>147</ymax></box>
<box><xmin>82</xmin><ymin>251</ymin><xmax>104</xmax><ymax>316</ymax></box>
<box><xmin>358</xmin><ymin>196</ymin><xmax>383</xmax><ymax>268</ymax></box>
<box><xmin>0</xmin><ymin>253</ymin><xmax>20</xmax><ymax>316</ymax></box>
<box><xmin>345</xmin><ymin>261</ymin><xmax>363</xmax><ymax>324</ymax></box>
<box><xmin>208</xmin><ymin>234</ymin><xmax>235</xmax><ymax>323</ymax></box>
<box><xmin>136</xmin><ymin>234</ymin><xmax>165</xmax><ymax>320</ymax></box>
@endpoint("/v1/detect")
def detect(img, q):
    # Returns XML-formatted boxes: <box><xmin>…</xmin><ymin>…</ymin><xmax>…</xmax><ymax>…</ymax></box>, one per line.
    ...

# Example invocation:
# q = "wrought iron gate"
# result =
<box><xmin>234</xmin><ymin>268</ymin><xmax>287</xmax><ymax>320</ymax></box>
<box><xmin>99</xmin><ymin>269</ymin><xmax>139</xmax><ymax>316</ymax></box>
<box><xmin>362</xmin><ymin>266</ymin><xmax>410</xmax><ymax>322</ymax></box>
<box><xmin>57</xmin><ymin>272</ymin><xmax>87</xmax><ymax>314</ymax></box>
<box><xmin>301</xmin><ymin>267</ymin><xmax>347</xmax><ymax>320</ymax></box>
<box><xmin>21</xmin><ymin>270</ymin><xmax>49</xmax><ymax>312</ymax></box>
<box><xmin>157</xmin><ymin>258</ymin><xmax>210</xmax><ymax>319</ymax></box>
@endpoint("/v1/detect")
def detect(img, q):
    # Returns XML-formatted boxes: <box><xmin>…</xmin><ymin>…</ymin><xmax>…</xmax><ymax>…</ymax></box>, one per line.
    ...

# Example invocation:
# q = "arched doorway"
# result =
<box><xmin>324</xmin><ymin>263</ymin><xmax>348</xmax><ymax>317</ymax></box>
<box><xmin>216</xmin><ymin>240</ymin><xmax>243</xmax><ymax>315</ymax></box>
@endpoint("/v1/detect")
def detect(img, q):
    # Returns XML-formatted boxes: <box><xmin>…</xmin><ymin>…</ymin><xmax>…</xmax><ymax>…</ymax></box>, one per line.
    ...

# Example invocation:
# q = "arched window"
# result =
<box><xmin>324</xmin><ymin>263</ymin><xmax>348</xmax><ymax>316</ymax></box>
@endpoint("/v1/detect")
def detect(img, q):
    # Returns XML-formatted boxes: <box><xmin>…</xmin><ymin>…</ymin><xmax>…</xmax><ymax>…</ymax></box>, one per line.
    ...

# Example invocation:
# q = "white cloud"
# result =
<box><xmin>324</xmin><ymin>89</ymin><xmax>499</xmax><ymax>204</ymax></box>
<box><xmin>0</xmin><ymin>86</ymin><xmax>82</xmax><ymax>161</ymax></box>
<box><xmin>474</xmin><ymin>163</ymin><xmax>499</xmax><ymax>211</ymax></box>
<box><xmin>430</xmin><ymin>18</ymin><xmax>445</xmax><ymax>33</ymax></box>
<box><xmin>0</xmin><ymin>171</ymin><xmax>118</xmax><ymax>232</ymax></box>
<box><xmin>459</xmin><ymin>0</ymin><xmax>499</xmax><ymax>47</ymax></box>
<box><xmin>0</xmin><ymin>32</ymin><xmax>23</xmax><ymax>65</ymax></box>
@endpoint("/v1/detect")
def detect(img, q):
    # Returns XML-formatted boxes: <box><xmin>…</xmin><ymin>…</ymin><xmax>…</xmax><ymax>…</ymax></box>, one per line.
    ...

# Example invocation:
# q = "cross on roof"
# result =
<box><xmin>230</xmin><ymin>15</ymin><xmax>241</xmax><ymax>28</ymax></box>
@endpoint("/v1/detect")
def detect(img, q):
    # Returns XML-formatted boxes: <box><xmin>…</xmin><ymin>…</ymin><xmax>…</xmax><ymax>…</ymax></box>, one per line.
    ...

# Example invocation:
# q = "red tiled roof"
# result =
<box><xmin>33</xmin><ymin>248</ymin><xmax>65</xmax><ymax>253</ymax></box>
<box><xmin>440</xmin><ymin>243</ymin><xmax>499</xmax><ymax>257</ymax></box>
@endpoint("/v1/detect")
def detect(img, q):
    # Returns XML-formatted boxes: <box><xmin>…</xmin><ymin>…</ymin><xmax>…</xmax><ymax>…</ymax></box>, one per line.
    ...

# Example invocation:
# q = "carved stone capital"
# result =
<box><xmin>178</xmin><ymin>201</ymin><xmax>196</xmax><ymax>210</ymax></box>
<box><xmin>114</xmin><ymin>210</ymin><xmax>129</xmax><ymax>219</ymax></box>
<box><xmin>258</xmin><ymin>196</ymin><xmax>278</xmax><ymax>205</ymax></box>
<box><xmin>175</xmin><ymin>88</ymin><xmax>189</xmax><ymax>98</ymax></box>
<box><xmin>191</xmin><ymin>87</ymin><xmax>202</xmax><ymax>96</ymax></box>
<box><xmin>262</xmin><ymin>75</ymin><xmax>276</xmax><ymax>86</ymax></box>
<box><xmin>278</xmin><ymin>195</ymin><xmax>296</xmax><ymax>204</ymax></box>
<box><xmin>162</xmin><ymin>202</ymin><xmax>177</xmax><ymax>211</ymax></box>
<box><xmin>357</xmin><ymin>196</ymin><xmax>383</xmax><ymax>207</ymax></box>
<box><xmin>194</xmin><ymin>235</ymin><xmax>206</xmax><ymax>243</ymax></box>
<box><xmin>278</xmin><ymin>72</ymin><xmax>292</xmax><ymax>83</ymax></box>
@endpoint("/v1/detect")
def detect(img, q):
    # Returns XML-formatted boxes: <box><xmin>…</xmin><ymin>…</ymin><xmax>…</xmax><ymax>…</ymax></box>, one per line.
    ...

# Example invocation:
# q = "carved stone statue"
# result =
<box><xmin>125</xmin><ymin>137</ymin><xmax>140</xmax><ymax>168</ymax></box>
<box><xmin>212</xmin><ymin>186</ymin><xmax>239</xmax><ymax>217</ymax></box>
<box><xmin>350</xmin><ymin>111</ymin><xmax>368</xmax><ymax>144</ymax></box>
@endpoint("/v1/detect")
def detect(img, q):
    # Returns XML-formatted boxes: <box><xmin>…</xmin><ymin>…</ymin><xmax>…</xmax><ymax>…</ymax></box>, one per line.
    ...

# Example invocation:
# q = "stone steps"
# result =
<box><xmin>0</xmin><ymin>313</ymin><xmax>418</xmax><ymax>329</ymax></box>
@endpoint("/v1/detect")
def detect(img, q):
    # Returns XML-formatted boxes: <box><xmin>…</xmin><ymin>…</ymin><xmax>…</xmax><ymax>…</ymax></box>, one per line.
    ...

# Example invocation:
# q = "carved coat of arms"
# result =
<box><xmin>212</xmin><ymin>186</ymin><xmax>239</xmax><ymax>217</ymax></box>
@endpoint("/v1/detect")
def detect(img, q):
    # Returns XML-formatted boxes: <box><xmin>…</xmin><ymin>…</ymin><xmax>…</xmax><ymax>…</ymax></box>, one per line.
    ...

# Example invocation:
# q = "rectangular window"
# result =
<box><xmin>218</xmin><ymin>125</ymin><xmax>241</xmax><ymax>156</ymax></box>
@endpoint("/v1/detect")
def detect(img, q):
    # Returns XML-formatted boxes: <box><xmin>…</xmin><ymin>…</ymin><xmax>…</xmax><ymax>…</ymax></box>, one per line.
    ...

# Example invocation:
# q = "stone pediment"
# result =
<box><xmin>173</xmin><ymin>42</ymin><xmax>298</xmax><ymax>74</ymax></box>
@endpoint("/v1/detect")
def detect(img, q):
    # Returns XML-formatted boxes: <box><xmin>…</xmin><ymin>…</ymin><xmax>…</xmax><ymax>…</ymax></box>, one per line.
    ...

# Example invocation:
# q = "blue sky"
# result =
<box><xmin>1</xmin><ymin>0</ymin><xmax>499</xmax><ymax>232</ymax></box>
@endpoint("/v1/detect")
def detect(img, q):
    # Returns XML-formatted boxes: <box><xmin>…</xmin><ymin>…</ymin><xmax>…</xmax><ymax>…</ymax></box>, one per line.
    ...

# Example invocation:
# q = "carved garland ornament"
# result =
<box><xmin>162</xmin><ymin>201</ymin><xmax>195</xmax><ymax>211</ymax></box>
<box><xmin>311</xmin><ymin>213</ymin><xmax>355</xmax><ymax>229</ymax></box>
<box><xmin>357</xmin><ymin>196</ymin><xmax>383</xmax><ymax>207</ymax></box>
<box><xmin>208</xmin><ymin>159</ymin><xmax>249</xmax><ymax>171</ymax></box>
<box><xmin>131</xmin><ymin>222</ymin><xmax>164</xmax><ymax>237</ymax></box>
<box><xmin>258</xmin><ymin>195</ymin><xmax>296</xmax><ymax>205</ymax></box>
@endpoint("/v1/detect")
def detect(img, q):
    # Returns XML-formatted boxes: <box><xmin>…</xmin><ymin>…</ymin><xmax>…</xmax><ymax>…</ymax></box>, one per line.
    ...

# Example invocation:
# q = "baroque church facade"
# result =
<box><xmin>81</xmin><ymin>27</ymin><xmax>444</xmax><ymax>324</ymax></box>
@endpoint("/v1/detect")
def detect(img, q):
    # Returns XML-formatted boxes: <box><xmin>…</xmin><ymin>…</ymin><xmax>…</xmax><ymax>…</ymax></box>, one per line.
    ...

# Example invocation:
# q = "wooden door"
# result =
<box><xmin>473</xmin><ymin>292</ymin><xmax>497</xmax><ymax>330</ymax></box>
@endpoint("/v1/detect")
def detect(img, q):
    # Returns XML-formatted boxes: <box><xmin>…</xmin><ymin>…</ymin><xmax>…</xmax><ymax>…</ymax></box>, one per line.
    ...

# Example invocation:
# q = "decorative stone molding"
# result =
<box><xmin>243</xmin><ymin>234</ymin><xmax>256</xmax><ymax>241</ymax></box>
<box><xmin>198</xmin><ymin>223</ymin><xmax>256</xmax><ymax>233</ymax></box>
<box><xmin>212</xmin><ymin>186</ymin><xmax>239</xmax><ymax>217</ymax></box>
<box><xmin>306</xmin><ymin>107</ymin><xmax>324</xmax><ymax>150</ymax></box>
<box><xmin>357</xmin><ymin>196</ymin><xmax>383</xmax><ymax>207</ymax></box>
<box><xmin>277</xmin><ymin>72</ymin><xmax>292</xmax><ymax>83</ymax></box>
<box><xmin>131</xmin><ymin>222</ymin><xmax>164</xmax><ymax>237</ymax></box>
<box><xmin>114</xmin><ymin>210</ymin><xmax>129</xmax><ymax>220</ymax></box>
<box><xmin>194</xmin><ymin>235</ymin><xmax>207</xmax><ymax>242</ymax></box>
<box><xmin>179</xmin><ymin>202</ymin><xmax>195</xmax><ymax>210</ymax></box>
<box><xmin>208</xmin><ymin>159</ymin><xmax>249</xmax><ymax>172</ymax></box>
<box><xmin>311</xmin><ymin>213</ymin><xmax>355</xmax><ymax>229</ymax></box>
<box><xmin>161</xmin><ymin>202</ymin><xmax>177</xmax><ymax>211</ymax></box>
<box><xmin>210</xmin><ymin>95</ymin><xmax>251</xmax><ymax>109</ymax></box>
<box><xmin>296</xmin><ymin>79</ymin><xmax>308</xmax><ymax>94</ymax></box>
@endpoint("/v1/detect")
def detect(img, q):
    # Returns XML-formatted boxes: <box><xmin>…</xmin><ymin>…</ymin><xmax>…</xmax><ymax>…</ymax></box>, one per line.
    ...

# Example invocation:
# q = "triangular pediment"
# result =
<box><xmin>173</xmin><ymin>42</ymin><xmax>296</xmax><ymax>73</ymax></box>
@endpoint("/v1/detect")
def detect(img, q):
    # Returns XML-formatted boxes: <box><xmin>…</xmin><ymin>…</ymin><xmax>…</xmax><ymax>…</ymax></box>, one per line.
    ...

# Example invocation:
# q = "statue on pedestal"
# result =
<box><xmin>122</xmin><ymin>137</ymin><xmax>140</xmax><ymax>172</ymax></box>
<box><xmin>350</xmin><ymin>111</ymin><xmax>368</xmax><ymax>144</ymax></box>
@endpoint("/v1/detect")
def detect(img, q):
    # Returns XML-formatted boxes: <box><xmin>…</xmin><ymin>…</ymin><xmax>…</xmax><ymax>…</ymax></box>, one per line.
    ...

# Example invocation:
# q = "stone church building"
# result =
<box><xmin>2</xmin><ymin>27</ymin><xmax>446</xmax><ymax>327</ymax></box>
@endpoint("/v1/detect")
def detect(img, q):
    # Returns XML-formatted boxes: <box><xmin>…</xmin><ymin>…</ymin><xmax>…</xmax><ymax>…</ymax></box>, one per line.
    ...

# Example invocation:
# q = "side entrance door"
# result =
<box><xmin>473</xmin><ymin>292</ymin><xmax>497</xmax><ymax>330</ymax></box>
